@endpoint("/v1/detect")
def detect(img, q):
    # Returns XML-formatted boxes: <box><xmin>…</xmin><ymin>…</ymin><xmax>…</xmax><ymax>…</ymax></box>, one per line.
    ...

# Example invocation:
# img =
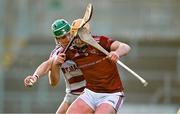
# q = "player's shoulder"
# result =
<box><xmin>50</xmin><ymin>44</ymin><xmax>64</xmax><ymax>57</ymax></box>
<box><xmin>55</xmin><ymin>44</ymin><xmax>64</xmax><ymax>51</ymax></box>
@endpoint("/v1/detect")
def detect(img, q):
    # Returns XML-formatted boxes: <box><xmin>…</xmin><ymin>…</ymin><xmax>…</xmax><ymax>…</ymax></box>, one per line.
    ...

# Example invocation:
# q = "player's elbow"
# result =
<box><xmin>123</xmin><ymin>43</ymin><xmax>131</xmax><ymax>54</ymax></box>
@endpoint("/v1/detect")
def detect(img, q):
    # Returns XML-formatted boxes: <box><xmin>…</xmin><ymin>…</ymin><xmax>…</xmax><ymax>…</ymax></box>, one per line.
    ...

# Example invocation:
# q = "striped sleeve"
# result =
<box><xmin>49</xmin><ymin>45</ymin><xmax>64</xmax><ymax>58</ymax></box>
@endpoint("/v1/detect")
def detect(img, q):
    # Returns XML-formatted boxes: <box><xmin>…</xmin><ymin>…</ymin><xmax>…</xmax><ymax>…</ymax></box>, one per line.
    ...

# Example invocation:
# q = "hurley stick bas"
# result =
<box><xmin>78</xmin><ymin>29</ymin><xmax>148</xmax><ymax>87</ymax></box>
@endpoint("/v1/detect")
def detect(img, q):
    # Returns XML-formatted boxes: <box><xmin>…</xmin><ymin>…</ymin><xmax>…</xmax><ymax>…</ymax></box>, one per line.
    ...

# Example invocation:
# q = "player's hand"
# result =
<box><xmin>54</xmin><ymin>53</ymin><xmax>66</xmax><ymax>65</ymax></box>
<box><xmin>24</xmin><ymin>75</ymin><xmax>37</xmax><ymax>87</ymax></box>
<box><xmin>108</xmin><ymin>51</ymin><xmax>119</xmax><ymax>62</ymax></box>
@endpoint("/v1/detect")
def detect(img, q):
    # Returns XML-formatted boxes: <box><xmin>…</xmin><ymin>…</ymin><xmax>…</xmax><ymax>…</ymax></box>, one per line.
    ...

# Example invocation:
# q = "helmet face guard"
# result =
<box><xmin>52</xmin><ymin>19</ymin><xmax>71</xmax><ymax>37</ymax></box>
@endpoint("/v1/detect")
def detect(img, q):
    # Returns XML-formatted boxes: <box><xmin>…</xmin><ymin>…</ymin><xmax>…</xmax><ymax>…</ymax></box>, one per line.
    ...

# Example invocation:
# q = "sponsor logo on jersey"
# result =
<box><xmin>62</xmin><ymin>64</ymin><xmax>79</xmax><ymax>73</ymax></box>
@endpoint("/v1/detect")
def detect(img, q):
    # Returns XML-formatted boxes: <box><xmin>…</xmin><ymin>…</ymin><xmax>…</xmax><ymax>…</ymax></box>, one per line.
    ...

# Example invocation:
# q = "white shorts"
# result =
<box><xmin>79</xmin><ymin>88</ymin><xmax>125</xmax><ymax>111</ymax></box>
<box><xmin>63</xmin><ymin>93</ymin><xmax>80</xmax><ymax>105</ymax></box>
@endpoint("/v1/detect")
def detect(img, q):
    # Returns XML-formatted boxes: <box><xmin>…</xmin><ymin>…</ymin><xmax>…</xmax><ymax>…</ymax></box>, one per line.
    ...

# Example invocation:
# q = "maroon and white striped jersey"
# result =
<box><xmin>50</xmin><ymin>45</ymin><xmax>86</xmax><ymax>95</ymax></box>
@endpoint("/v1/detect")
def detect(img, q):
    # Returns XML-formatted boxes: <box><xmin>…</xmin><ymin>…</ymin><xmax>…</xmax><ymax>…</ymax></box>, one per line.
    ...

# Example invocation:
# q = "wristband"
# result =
<box><xmin>33</xmin><ymin>74</ymin><xmax>39</xmax><ymax>79</ymax></box>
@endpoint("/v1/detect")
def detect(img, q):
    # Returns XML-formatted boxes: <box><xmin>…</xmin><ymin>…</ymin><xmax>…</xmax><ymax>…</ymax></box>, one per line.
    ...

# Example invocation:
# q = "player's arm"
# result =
<box><xmin>48</xmin><ymin>53</ymin><xmax>66</xmax><ymax>87</ymax></box>
<box><xmin>24</xmin><ymin>57</ymin><xmax>54</xmax><ymax>87</ymax></box>
<box><xmin>109</xmin><ymin>41</ymin><xmax>131</xmax><ymax>62</ymax></box>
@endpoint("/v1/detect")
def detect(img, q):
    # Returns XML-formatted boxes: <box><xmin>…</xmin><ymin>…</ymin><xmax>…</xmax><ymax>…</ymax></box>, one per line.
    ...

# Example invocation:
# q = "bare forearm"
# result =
<box><xmin>48</xmin><ymin>53</ymin><xmax>66</xmax><ymax>87</ymax></box>
<box><xmin>33</xmin><ymin>59</ymin><xmax>52</xmax><ymax>78</ymax></box>
<box><xmin>48</xmin><ymin>60</ymin><xmax>60</xmax><ymax>87</ymax></box>
<box><xmin>24</xmin><ymin>59</ymin><xmax>52</xmax><ymax>87</ymax></box>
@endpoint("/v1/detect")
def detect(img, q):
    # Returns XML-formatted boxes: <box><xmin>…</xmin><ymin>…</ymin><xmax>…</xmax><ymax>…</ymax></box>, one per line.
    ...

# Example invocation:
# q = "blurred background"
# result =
<box><xmin>0</xmin><ymin>0</ymin><xmax>180</xmax><ymax>113</ymax></box>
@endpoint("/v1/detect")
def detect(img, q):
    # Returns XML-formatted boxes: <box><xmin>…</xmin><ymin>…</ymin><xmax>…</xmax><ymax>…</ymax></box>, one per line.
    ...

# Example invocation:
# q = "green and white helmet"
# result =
<box><xmin>51</xmin><ymin>19</ymin><xmax>71</xmax><ymax>37</ymax></box>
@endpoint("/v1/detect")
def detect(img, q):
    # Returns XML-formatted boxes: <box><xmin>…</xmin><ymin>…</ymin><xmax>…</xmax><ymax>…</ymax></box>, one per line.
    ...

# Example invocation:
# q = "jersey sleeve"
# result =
<box><xmin>49</xmin><ymin>45</ymin><xmax>64</xmax><ymax>58</ymax></box>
